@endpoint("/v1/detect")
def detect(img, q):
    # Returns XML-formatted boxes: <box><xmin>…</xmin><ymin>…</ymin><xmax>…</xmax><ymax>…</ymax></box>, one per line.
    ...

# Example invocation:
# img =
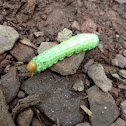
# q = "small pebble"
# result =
<box><xmin>72</xmin><ymin>79</ymin><xmax>84</xmax><ymax>92</ymax></box>
<box><xmin>17</xmin><ymin>91</ymin><xmax>26</xmax><ymax>99</ymax></box>
<box><xmin>72</xmin><ymin>21</ymin><xmax>80</xmax><ymax>31</ymax></box>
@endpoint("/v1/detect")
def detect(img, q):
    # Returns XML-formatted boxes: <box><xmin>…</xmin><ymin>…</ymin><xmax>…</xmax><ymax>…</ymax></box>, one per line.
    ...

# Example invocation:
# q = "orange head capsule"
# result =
<box><xmin>26</xmin><ymin>61</ymin><xmax>37</xmax><ymax>72</ymax></box>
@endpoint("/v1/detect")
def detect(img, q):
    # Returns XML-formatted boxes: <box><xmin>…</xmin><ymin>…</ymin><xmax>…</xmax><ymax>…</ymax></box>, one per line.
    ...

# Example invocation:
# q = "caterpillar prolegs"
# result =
<box><xmin>27</xmin><ymin>33</ymin><xmax>99</xmax><ymax>73</ymax></box>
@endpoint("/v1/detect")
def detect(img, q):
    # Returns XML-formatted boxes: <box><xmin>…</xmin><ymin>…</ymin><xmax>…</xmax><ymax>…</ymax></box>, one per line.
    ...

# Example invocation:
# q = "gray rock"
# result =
<box><xmin>87</xmin><ymin>63</ymin><xmax>112</xmax><ymax>92</ymax></box>
<box><xmin>38</xmin><ymin>42</ymin><xmax>85</xmax><ymax>76</ymax></box>
<box><xmin>120</xmin><ymin>100</ymin><xmax>126</xmax><ymax>121</ymax></box>
<box><xmin>72</xmin><ymin>79</ymin><xmax>84</xmax><ymax>92</ymax></box>
<box><xmin>1</xmin><ymin>66</ymin><xmax>20</xmax><ymax>103</ymax></box>
<box><xmin>0</xmin><ymin>25</ymin><xmax>19</xmax><ymax>54</ymax></box>
<box><xmin>111</xmin><ymin>54</ymin><xmax>126</xmax><ymax>68</ymax></box>
<box><xmin>115</xmin><ymin>118</ymin><xmax>126</xmax><ymax>126</ymax></box>
<box><xmin>86</xmin><ymin>86</ymin><xmax>120</xmax><ymax>126</ymax></box>
<box><xmin>22</xmin><ymin>71</ymin><xmax>85</xmax><ymax>126</ymax></box>
<box><xmin>57</xmin><ymin>28</ymin><xmax>72</xmax><ymax>42</ymax></box>
<box><xmin>119</xmin><ymin>69</ymin><xmax>126</xmax><ymax>79</ymax></box>
<box><xmin>76</xmin><ymin>122</ymin><xmax>91</xmax><ymax>126</ymax></box>
<box><xmin>17</xmin><ymin>108</ymin><xmax>34</xmax><ymax>126</ymax></box>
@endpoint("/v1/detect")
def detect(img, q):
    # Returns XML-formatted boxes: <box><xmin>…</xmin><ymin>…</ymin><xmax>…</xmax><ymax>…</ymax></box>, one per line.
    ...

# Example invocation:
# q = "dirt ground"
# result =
<box><xmin>0</xmin><ymin>0</ymin><xmax>126</xmax><ymax>126</ymax></box>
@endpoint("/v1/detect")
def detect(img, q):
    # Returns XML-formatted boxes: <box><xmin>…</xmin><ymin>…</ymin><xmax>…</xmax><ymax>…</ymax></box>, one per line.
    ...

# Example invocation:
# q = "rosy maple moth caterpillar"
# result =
<box><xmin>27</xmin><ymin>33</ymin><xmax>99</xmax><ymax>73</ymax></box>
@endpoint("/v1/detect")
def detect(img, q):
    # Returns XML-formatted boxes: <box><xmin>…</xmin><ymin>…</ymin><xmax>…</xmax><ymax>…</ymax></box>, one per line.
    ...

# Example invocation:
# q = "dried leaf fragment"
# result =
<box><xmin>20</xmin><ymin>37</ymin><xmax>38</xmax><ymax>49</ymax></box>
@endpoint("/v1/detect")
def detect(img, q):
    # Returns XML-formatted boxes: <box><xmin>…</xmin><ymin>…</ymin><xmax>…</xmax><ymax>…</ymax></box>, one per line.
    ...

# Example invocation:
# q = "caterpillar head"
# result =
<box><xmin>26</xmin><ymin>61</ymin><xmax>37</xmax><ymax>72</ymax></box>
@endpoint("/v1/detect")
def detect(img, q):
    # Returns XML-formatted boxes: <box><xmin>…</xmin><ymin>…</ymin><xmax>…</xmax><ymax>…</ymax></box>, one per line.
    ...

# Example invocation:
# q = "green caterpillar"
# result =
<box><xmin>27</xmin><ymin>33</ymin><xmax>99</xmax><ymax>73</ymax></box>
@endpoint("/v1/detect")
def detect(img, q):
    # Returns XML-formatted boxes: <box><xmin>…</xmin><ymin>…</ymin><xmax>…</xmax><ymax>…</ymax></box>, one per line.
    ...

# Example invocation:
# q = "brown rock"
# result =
<box><xmin>115</xmin><ymin>118</ymin><xmax>126</xmax><ymax>126</ymax></box>
<box><xmin>1</xmin><ymin>66</ymin><xmax>20</xmax><ymax>103</ymax></box>
<box><xmin>109</xmin><ymin>87</ymin><xmax>118</xmax><ymax>99</ymax></box>
<box><xmin>10</xmin><ymin>42</ymin><xmax>35</xmax><ymax>62</ymax></box>
<box><xmin>72</xmin><ymin>21</ymin><xmax>80</xmax><ymax>31</ymax></box>
<box><xmin>0</xmin><ymin>53</ymin><xmax>6</xmax><ymax>62</ymax></box>
<box><xmin>0</xmin><ymin>59</ymin><xmax>11</xmax><ymax>67</ymax></box>
<box><xmin>17</xmin><ymin>108</ymin><xmax>34</xmax><ymax>126</ymax></box>
<box><xmin>81</xmin><ymin>19</ymin><xmax>97</xmax><ymax>33</ymax></box>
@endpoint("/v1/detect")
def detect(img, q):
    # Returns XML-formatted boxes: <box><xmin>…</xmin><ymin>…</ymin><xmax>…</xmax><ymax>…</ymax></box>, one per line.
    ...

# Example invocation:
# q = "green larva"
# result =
<box><xmin>27</xmin><ymin>33</ymin><xmax>99</xmax><ymax>73</ymax></box>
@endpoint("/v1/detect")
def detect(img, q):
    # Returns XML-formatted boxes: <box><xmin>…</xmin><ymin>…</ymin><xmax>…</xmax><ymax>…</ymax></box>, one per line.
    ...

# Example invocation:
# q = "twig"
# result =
<box><xmin>80</xmin><ymin>105</ymin><xmax>92</xmax><ymax>117</ymax></box>
<box><xmin>12</xmin><ymin>94</ymin><xmax>41</xmax><ymax>119</ymax></box>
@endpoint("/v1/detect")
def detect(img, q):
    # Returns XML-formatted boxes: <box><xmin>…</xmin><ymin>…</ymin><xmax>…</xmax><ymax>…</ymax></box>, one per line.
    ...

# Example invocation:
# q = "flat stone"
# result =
<box><xmin>17</xmin><ymin>108</ymin><xmax>34</xmax><ymax>126</ymax></box>
<box><xmin>120</xmin><ymin>100</ymin><xmax>126</xmax><ymax>121</ymax></box>
<box><xmin>87</xmin><ymin>63</ymin><xmax>112</xmax><ymax>92</ymax></box>
<box><xmin>86</xmin><ymin>86</ymin><xmax>120</xmax><ymax>126</ymax></box>
<box><xmin>111</xmin><ymin>54</ymin><xmax>126</xmax><ymax>68</ymax></box>
<box><xmin>0</xmin><ymin>25</ymin><xmax>19</xmax><ymax>54</ymax></box>
<box><xmin>22</xmin><ymin>71</ymin><xmax>85</xmax><ymax>126</ymax></box>
<box><xmin>76</xmin><ymin>122</ymin><xmax>91</xmax><ymax>126</ymax></box>
<box><xmin>57</xmin><ymin>28</ymin><xmax>72</xmax><ymax>42</ymax></box>
<box><xmin>115</xmin><ymin>118</ymin><xmax>126</xmax><ymax>126</ymax></box>
<box><xmin>38</xmin><ymin>42</ymin><xmax>85</xmax><ymax>76</ymax></box>
<box><xmin>10</xmin><ymin>42</ymin><xmax>35</xmax><ymax>62</ymax></box>
<box><xmin>1</xmin><ymin>66</ymin><xmax>20</xmax><ymax>103</ymax></box>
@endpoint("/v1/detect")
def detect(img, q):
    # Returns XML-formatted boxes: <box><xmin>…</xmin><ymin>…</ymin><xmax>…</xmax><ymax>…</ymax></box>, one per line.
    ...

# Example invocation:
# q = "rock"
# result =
<box><xmin>76</xmin><ymin>122</ymin><xmax>91</xmax><ymax>126</ymax></box>
<box><xmin>81</xmin><ymin>19</ymin><xmax>97</xmax><ymax>33</ymax></box>
<box><xmin>17</xmin><ymin>108</ymin><xmax>34</xmax><ymax>126</ymax></box>
<box><xmin>85</xmin><ymin>79</ymin><xmax>90</xmax><ymax>86</ymax></box>
<box><xmin>17</xmin><ymin>65</ymin><xmax>27</xmax><ymax>73</ymax></box>
<box><xmin>72</xmin><ymin>79</ymin><xmax>84</xmax><ymax>92</ymax></box>
<box><xmin>115</xmin><ymin>118</ymin><xmax>126</xmax><ymax>126</ymax></box>
<box><xmin>114</xmin><ymin>0</ymin><xmax>126</xmax><ymax>4</ymax></box>
<box><xmin>38</xmin><ymin>42</ymin><xmax>85</xmax><ymax>76</ymax></box>
<box><xmin>0</xmin><ymin>25</ymin><xmax>19</xmax><ymax>54</ymax></box>
<box><xmin>83</xmin><ymin>59</ymin><xmax>94</xmax><ymax>73</ymax></box>
<box><xmin>72</xmin><ymin>21</ymin><xmax>80</xmax><ymax>31</ymax></box>
<box><xmin>22</xmin><ymin>71</ymin><xmax>85</xmax><ymax>126</ymax></box>
<box><xmin>87</xmin><ymin>63</ymin><xmax>112</xmax><ymax>92</ymax></box>
<box><xmin>111</xmin><ymin>54</ymin><xmax>126</xmax><ymax>68</ymax></box>
<box><xmin>123</xmin><ymin>49</ymin><xmax>126</xmax><ymax>57</ymax></box>
<box><xmin>0</xmin><ymin>59</ymin><xmax>11</xmax><ymax>67</ymax></box>
<box><xmin>38</xmin><ymin>42</ymin><xmax>57</xmax><ymax>54</ymax></box>
<box><xmin>10</xmin><ymin>42</ymin><xmax>35</xmax><ymax>62</ymax></box>
<box><xmin>17</xmin><ymin>91</ymin><xmax>26</xmax><ymax>99</ymax></box>
<box><xmin>86</xmin><ymin>86</ymin><xmax>120</xmax><ymax>126</ymax></box>
<box><xmin>119</xmin><ymin>69</ymin><xmax>126</xmax><ymax>79</ymax></box>
<box><xmin>118</xmin><ymin>84</ymin><xmax>126</xmax><ymax>90</ymax></box>
<box><xmin>120</xmin><ymin>100</ymin><xmax>126</xmax><ymax>121</ymax></box>
<box><xmin>0</xmin><ymin>53</ymin><xmax>6</xmax><ymax>62</ymax></box>
<box><xmin>31</xmin><ymin>117</ymin><xmax>46</xmax><ymax>126</ymax></box>
<box><xmin>109</xmin><ymin>87</ymin><xmax>118</xmax><ymax>99</ymax></box>
<box><xmin>57</xmin><ymin>28</ymin><xmax>72</xmax><ymax>42</ymax></box>
<box><xmin>98</xmin><ymin>43</ymin><xmax>104</xmax><ymax>53</ymax></box>
<box><xmin>1</xmin><ymin>66</ymin><xmax>20</xmax><ymax>103</ymax></box>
